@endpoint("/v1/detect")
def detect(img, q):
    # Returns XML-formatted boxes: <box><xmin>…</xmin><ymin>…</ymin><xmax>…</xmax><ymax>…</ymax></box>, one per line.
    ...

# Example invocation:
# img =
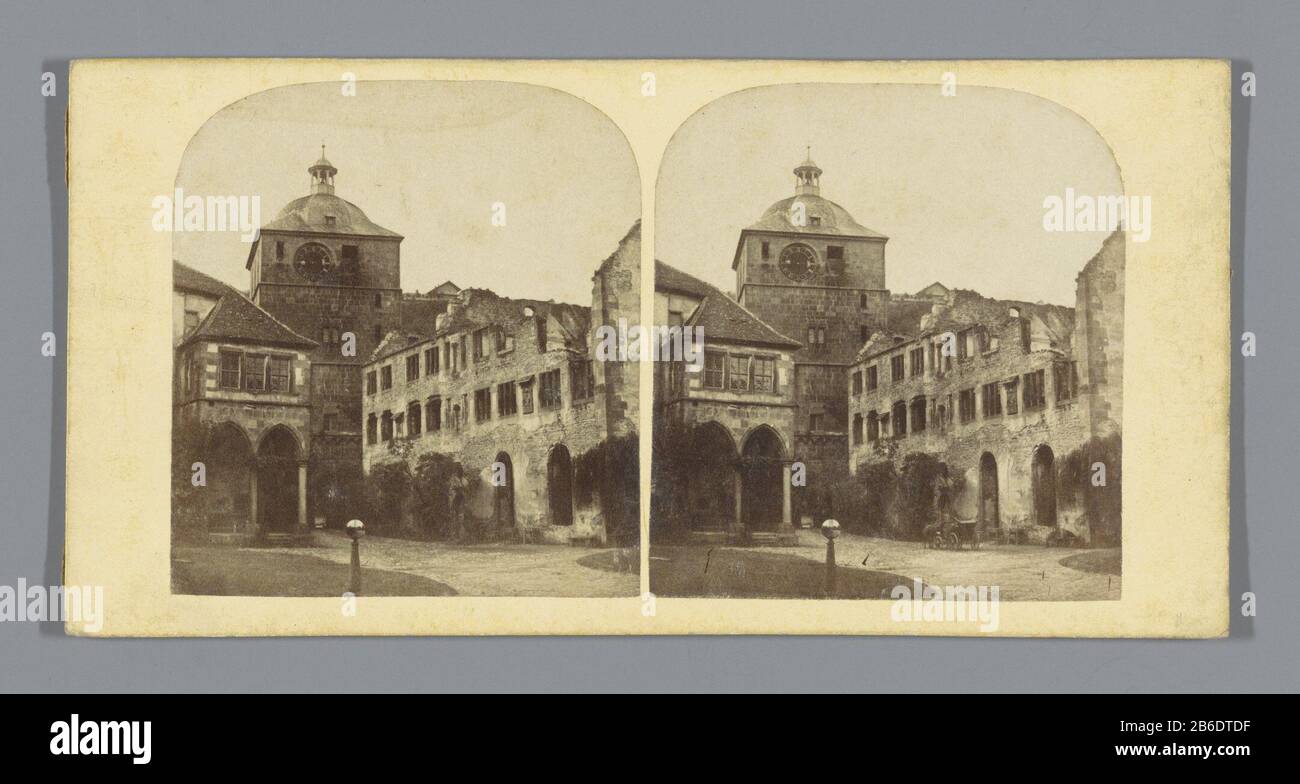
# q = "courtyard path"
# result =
<box><xmin>309</xmin><ymin>530</ymin><xmax>638</xmax><ymax>597</ymax></box>
<box><xmin>665</xmin><ymin>529</ymin><xmax>1120</xmax><ymax>601</ymax></box>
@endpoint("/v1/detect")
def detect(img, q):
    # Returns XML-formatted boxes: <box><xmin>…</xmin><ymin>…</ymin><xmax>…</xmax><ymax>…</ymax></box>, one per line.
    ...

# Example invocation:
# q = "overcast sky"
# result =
<box><xmin>174</xmin><ymin>80</ymin><xmax>639</xmax><ymax>304</ymax></box>
<box><xmin>656</xmin><ymin>83</ymin><xmax>1124</xmax><ymax>306</ymax></box>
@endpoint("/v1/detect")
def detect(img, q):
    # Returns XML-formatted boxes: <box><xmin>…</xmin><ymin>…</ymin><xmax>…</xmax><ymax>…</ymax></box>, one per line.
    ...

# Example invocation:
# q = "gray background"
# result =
<box><xmin>0</xmin><ymin>0</ymin><xmax>1289</xmax><ymax>693</ymax></box>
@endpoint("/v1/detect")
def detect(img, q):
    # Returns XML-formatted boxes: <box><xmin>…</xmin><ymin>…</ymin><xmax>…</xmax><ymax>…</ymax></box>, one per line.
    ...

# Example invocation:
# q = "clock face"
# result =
<box><xmin>778</xmin><ymin>243</ymin><xmax>818</xmax><ymax>281</ymax></box>
<box><xmin>293</xmin><ymin>242</ymin><xmax>333</xmax><ymax>280</ymax></box>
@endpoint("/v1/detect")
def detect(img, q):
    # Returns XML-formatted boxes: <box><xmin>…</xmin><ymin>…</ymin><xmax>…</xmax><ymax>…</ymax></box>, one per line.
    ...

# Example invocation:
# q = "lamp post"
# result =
<box><xmin>821</xmin><ymin>519</ymin><xmax>840</xmax><ymax>598</ymax></box>
<box><xmin>346</xmin><ymin>519</ymin><xmax>365</xmax><ymax>596</ymax></box>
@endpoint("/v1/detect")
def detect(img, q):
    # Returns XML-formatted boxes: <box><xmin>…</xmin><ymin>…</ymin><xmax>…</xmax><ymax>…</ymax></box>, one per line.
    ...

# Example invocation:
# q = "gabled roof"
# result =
<box><xmin>656</xmin><ymin>261</ymin><xmax>802</xmax><ymax>350</ymax></box>
<box><xmin>430</xmin><ymin>281</ymin><xmax>462</xmax><ymax>296</ymax></box>
<box><xmin>174</xmin><ymin>261</ymin><xmax>238</xmax><ymax>298</ymax></box>
<box><xmin>180</xmin><ymin>291</ymin><xmax>318</xmax><ymax>351</ymax></box>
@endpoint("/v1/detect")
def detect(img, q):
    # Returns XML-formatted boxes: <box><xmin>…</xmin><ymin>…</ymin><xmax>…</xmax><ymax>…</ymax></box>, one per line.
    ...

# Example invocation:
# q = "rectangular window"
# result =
<box><xmin>536</xmin><ymin>317</ymin><xmax>548</xmax><ymax>351</ymax></box>
<box><xmin>380</xmin><ymin>365</ymin><xmax>392</xmax><ymax>390</ymax></box>
<box><xmin>459</xmin><ymin>336</ymin><xmax>467</xmax><ymax>368</ymax></box>
<box><xmin>910</xmin><ymin>347</ymin><xmax>924</xmax><ymax>377</ymax></box>
<box><xmin>495</xmin><ymin>328</ymin><xmax>513</xmax><ymax>353</ymax></box>
<box><xmin>761</xmin><ymin>241</ymin><xmax>770</xmax><ymax>260</ymax></box>
<box><xmin>1054</xmin><ymin>361</ymin><xmax>1079</xmax><ymax>404</ymax></box>
<box><xmin>860</xmin><ymin>292</ymin><xmax>868</xmax><ymax>309</ymax></box>
<box><xmin>393</xmin><ymin>412</ymin><xmax>404</xmax><ymax>439</ymax></box>
<box><xmin>752</xmin><ymin>357</ymin><xmax>775</xmax><ymax>392</ymax></box>
<box><xmin>570</xmin><ymin>359</ymin><xmax>595</xmax><ymax>401</ymax></box>
<box><xmin>867</xmin><ymin>413</ymin><xmax>879</xmax><ymax>442</ymax></box>
<box><xmin>242</xmin><ymin>354</ymin><xmax>266</xmax><ymax>392</ymax></box>
<box><xmin>851</xmin><ymin>370</ymin><xmax>863</xmax><ymax>395</ymax></box>
<box><xmin>275</xmin><ymin>241</ymin><xmax>285</xmax><ymax>260</ymax></box>
<box><xmin>366</xmin><ymin>414</ymin><xmax>377</xmax><ymax>445</ymax></box>
<box><xmin>892</xmin><ymin>401</ymin><xmax>908</xmax><ymax>437</ymax></box>
<box><xmin>408</xmin><ymin>402</ymin><xmax>422</xmax><ymax>436</ymax></box>
<box><xmin>959</xmin><ymin>388</ymin><xmax>977</xmax><ymax>423</ymax></box>
<box><xmin>728</xmin><ymin>355</ymin><xmax>750</xmax><ymax>392</ymax></box>
<box><xmin>860</xmin><ymin>325</ymin><xmax>869</xmax><ymax>343</ymax></box>
<box><xmin>539</xmin><ymin>369</ymin><xmax>562</xmax><ymax>410</ymax></box>
<box><xmin>267</xmin><ymin>357</ymin><xmax>291</xmax><ymax>392</ymax></box>
<box><xmin>1004</xmin><ymin>378</ymin><xmax>1020</xmax><ymax>415</ymax></box>
<box><xmin>381</xmin><ymin>412</ymin><xmax>393</xmax><ymax>442</ymax></box>
<box><xmin>444</xmin><ymin>342</ymin><xmax>453</xmax><ymax>374</ymax></box>
<box><xmin>810</xmin><ymin>413</ymin><xmax>823</xmax><ymax>432</ymax></box>
<box><xmin>520</xmin><ymin>378</ymin><xmax>535</xmax><ymax>414</ymax></box>
<box><xmin>366</xmin><ymin>370</ymin><xmax>377</xmax><ymax>395</ymax></box>
<box><xmin>473</xmin><ymin>328</ymin><xmax>487</xmax><ymax>361</ymax></box>
<box><xmin>982</xmin><ymin>382</ymin><xmax>1002</xmax><ymax>417</ymax></box>
<box><xmin>911</xmin><ymin>398</ymin><xmax>927</xmax><ymax>433</ymax></box>
<box><xmin>890</xmin><ymin>354</ymin><xmax>905</xmax><ymax>382</ymax></box>
<box><xmin>428</xmin><ymin>397</ymin><xmax>441</xmax><ymax>432</ymax></box>
<box><xmin>703</xmin><ymin>351</ymin><xmax>725</xmax><ymax>389</ymax></box>
<box><xmin>184</xmin><ymin>310</ymin><xmax>200</xmax><ymax>334</ymax></box>
<box><xmin>219</xmin><ymin>351</ymin><xmax>241</xmax><ymax>389</ymax></box>
<box><xmin>474</xmin><ymin>387</ymin><xmax>492</xmax><ymax>422</ymax></box>
<box><xmin>1023</xmin><ymin>369</ymin><xmax>1047</xmax><ymax>410</ymax></box>
<box><xmin>866</xmin><ymin>365</ymin><xmax>878</xmax><ymax>392</ymax></box>
<box><xmin>424</xmin><ymin>347</ymin><xmax>437</xmax><ymax>375</ymax></box>
<box><xmin>498</xmin><ymin>381</ymin><xmax>518</xmax><ymax>416</ymax></box>
<box><xmin>827</xmin><ymin>245</ymin><xmax>844</xmax><ymax>261</ymax></box>
<box><xmin>341</xmin><ymin>244</ymin><xmax>358</xmax><ymax>267</ymax></box>
<box><xmin>406</xmin><ymin>353</ymin><xmax>420</xmax><ymax>382</ymax></box>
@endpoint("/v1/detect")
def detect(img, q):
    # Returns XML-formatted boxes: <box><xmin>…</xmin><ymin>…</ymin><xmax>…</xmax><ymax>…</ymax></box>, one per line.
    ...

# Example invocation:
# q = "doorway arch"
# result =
<box><xmin>741</xmin><ymin>425</ymin><xmax>785</xmax><ymax>530</ymax></box>
<box><xmin>1032</xmin><ymin>445</ymin><xmax>1057</xmax><ymax>527</ymax></box>
<box><xmin>686</xmin><ymin>422</ymin><xmax>738</xmax><ymax>531</ymax></box>
<box><xmin>493</xmin><ymin>452</ymin><xmax>515</xmax><ymax>529</ymax></box>
<box><xmin>547</xmin><ymin>444</ymin><xmax>574</xmax><ymax>526</ymax></box>
<box><xmin>257</xmin><ymin>426</ymin><xmax>301</xmax><ymax>533</ymax></box>
<box><xmin>979</xmin><ymin>452</ymin><xmax>999</xmax><ymax>529</ymax></box>
<box><xmin>207</xmin><ymin>422</ymin><xmax>253</xmax><ymax>533</ymax></box>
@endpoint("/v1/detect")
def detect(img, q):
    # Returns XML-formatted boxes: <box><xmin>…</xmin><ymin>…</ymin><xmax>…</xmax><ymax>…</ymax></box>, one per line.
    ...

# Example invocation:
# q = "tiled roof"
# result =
<box><xmin>656</xmin><ymin>261</ymin><xmax>802</xmax><ymax>350</ymax></box>
<box><xmin>174</xmin><ymin>261</ymin><xmax>238</xmax><ymax>298</ymax></box>
<box><xmin>181</xmin><ymin>291</ymin><xmax>318</xmax><ymax>350</ymax></box>
<box><xmin>745</xmin><ymin>194</ymin><xmax>886</xmax><ymax>239</ymax></box>
<box><xmin>260</xmin><ymin>193</ymin><xmax>402</xmax><ymax>238</ymax></box>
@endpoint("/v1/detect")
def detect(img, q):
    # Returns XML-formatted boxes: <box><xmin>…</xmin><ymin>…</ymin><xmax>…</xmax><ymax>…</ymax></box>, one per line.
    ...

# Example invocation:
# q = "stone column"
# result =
<box><xmin>297</xmin><ymin>461</ymin><xmax>308</xmax><ymax>533</ymax></box>
<box><xmin>732</xmin><ymin>467</ymin><xmax>743</xmax><ymax>533</ymax></box>
<box><xmin>781</xmin><ymin>462</ymin><xmax>793</xmax><ymax>527</ymax></box>
<box><xmin>248</xmin><ymin>461</ymin><xmax>259</xmax><ymax>537</ymax></box>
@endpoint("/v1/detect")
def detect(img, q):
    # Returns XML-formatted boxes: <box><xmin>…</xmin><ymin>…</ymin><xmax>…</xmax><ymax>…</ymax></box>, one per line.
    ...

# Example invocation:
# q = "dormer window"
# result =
<box><xmin>808</xmin><ymin>216</ymin><xmax>821</xmax><ymax>227</ymax></box>
<box><xmin>324</xmin><ymin>215</ymin><xmax>337</xmax><ymax>227</ymax></box>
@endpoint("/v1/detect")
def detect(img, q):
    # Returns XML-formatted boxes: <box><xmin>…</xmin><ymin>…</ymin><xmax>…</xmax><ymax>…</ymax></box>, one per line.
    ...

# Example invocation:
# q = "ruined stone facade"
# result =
<box><xmin>361</xmin><ymin>224</ymin><xmax>641</xmax><ymax>545</ymax></box>
<box><xmin>847</xmin><ymin>231</ymin><xmax>1125</xmax><ymax>543</ymax></box>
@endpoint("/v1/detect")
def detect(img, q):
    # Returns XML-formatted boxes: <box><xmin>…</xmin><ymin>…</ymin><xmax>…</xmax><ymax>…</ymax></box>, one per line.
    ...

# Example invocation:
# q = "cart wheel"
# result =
<box><xmin>947</xmin><ymin>532</ymin><xmax>959</xmax><ymax>550</ymax></box>
<box><xmin>932</xmin><ymin>532</ymin><xmax>945</xmax><ymax>550</ymax></box>
<box><xmin>971</xmin><ymin>533</ymin><xmax>981</xmax><ymax>550</ymax></box>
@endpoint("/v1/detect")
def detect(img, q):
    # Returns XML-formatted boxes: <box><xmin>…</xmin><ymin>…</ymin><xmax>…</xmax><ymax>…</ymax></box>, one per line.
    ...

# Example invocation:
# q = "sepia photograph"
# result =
<box><xmin>168</xmin><ymin>81</ymin><xmax>641</xmax><ymax>597</ymax></box>
<box><xmin>651</xmin><ymin>84</ymin><xmax>1125</xmax><ymax>602</ymax></box>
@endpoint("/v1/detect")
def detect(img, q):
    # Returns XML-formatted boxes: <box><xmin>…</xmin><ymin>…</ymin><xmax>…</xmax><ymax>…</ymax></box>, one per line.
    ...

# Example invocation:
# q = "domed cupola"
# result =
<box><xmin>309</xmin><ymin>146</ymin><xmax>338</xmax><ymax>195</ymax></box>
<box><xmin>743</xmin><ymin>153</ymin><xmax>887</xmax><ymax>240</ymax></box>
<box><xmin>794</xmin><ymin>148</ymin><xmax>823</xmax><ymax>196</ymax></box>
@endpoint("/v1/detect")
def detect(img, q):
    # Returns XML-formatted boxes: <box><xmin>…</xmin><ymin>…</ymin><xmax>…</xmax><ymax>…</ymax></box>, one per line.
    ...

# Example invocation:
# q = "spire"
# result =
<box><xmin>794</xmin><ymin>148</ymin><xmax>822</xmax><ymax>196</ymax></box>
<box><xmin>308</xmin><ymin>145</ymin><xmax>338</xmax><ymax>195</ymax></box>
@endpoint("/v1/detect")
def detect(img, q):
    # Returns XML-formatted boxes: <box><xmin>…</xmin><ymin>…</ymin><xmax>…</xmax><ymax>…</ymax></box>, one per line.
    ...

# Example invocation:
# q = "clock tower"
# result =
<box><xmin>731</xmin><ymin>154</ymin><xmax>891</xmax><ymax>516</ymax></box>
<box><xmin>246</xmin><ymin>150</ymin><xmax>404</xmax><ymax>522</ymax></box>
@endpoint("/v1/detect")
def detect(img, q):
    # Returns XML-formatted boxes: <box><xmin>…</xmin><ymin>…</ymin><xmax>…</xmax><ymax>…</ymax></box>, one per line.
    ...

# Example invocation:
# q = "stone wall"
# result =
<box><xmin>362</xmin><ymin>301</ymin><xmax>614</xmax><ymax>543</ymax></box>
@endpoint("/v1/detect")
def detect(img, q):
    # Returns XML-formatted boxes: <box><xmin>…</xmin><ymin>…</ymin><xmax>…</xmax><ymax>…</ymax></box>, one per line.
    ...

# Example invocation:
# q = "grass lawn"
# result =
<box><xmin>172</xmin><ymin>547</ymin><xmax>456</xmax><ymax>596</ymax></box>
<box><xmin>650</xmin><ymin>546</ymin><xmax>915</xmax><ymax>599</ymax></box>
<box><xmin>1058</xmin><ymin>549</ymin><xmax>1122</xmax><ymax>576</ymax></box>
